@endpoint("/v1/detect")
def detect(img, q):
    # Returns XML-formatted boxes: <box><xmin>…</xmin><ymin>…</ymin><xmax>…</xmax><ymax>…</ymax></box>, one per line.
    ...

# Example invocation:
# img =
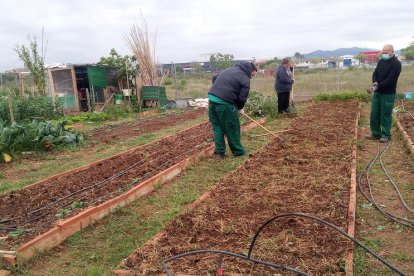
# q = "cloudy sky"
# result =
<box><xmin>1</xmin><ymin>0</ymin><xmax>413</xmax><ymax>72</ymax></box>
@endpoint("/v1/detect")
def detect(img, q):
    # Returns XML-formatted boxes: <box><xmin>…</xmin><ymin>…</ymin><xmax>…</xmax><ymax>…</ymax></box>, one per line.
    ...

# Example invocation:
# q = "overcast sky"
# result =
<box><xmin>1</xmin><ymin>0</ymin><xmax>413</xmax><ymax>72</ymax></box>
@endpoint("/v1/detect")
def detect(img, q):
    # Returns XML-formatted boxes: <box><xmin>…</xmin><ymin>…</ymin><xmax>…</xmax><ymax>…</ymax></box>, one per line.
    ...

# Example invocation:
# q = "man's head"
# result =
<box><xmin>282</xmin><ymin>58</ymin><xmax>291</xmax><ymax>68</ymax></box>
<box><xmin>250</xmin><ymin>62</ymin><xmax>258</xmax><ymax>78</ymax></box>
<box><xmin>381</xmin><ymin>44</ymin><xmax>394</xmax><ymax>60</ymax></box>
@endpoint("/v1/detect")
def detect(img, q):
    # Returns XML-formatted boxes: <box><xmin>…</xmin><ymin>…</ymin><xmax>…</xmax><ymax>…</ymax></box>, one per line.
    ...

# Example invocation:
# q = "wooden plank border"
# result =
<box><xmin>345</xmin><ymin>103</ymin><xmax>361</xmax><ymax>275</ymax></box>
<box><xmin>396</xmin><ymin>119</ymin><xmax>414</xmax><ymax>154</ymax></box>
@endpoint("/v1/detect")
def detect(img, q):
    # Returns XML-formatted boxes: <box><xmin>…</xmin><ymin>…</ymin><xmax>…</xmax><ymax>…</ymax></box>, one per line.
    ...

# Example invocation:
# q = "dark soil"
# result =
<box><xmin>0</xmin><ymin>122</ymin><xmax>213</xmax><ymax>250</ymax></box>
<box><xmin>89</xmin><ymin>108</ymin><xmax>207</xmax><ymax>143</ymax></box>
<box><xmin>121</xmin><ymin>101</ymin><xmax>360</xmax><ymax>275</ymax></box>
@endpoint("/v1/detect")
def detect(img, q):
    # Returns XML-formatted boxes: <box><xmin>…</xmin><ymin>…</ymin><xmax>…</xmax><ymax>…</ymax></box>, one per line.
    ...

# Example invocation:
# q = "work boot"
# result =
<box><xmin>214</xmin><ymin>153</ymin><xmax>225</xmax><ymax>160</ymax></box>
<box><xmin>380</xmin><ymin>137</ymin><xmax>390</xmax><ymax>143</ymax></box>
<box><xmin>365</xmin><ymin>135</ymin><xmax>380</xmax><ymax>140</ymax></box>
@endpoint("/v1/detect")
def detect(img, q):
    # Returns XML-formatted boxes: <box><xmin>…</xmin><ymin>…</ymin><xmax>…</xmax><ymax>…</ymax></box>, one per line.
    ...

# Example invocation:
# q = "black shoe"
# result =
<box><xmin>380</xmin><ymin>137</ymin><xmax>390</xmax><ymax>143</ymax></box>
<box><xmin>365</xmin><ymin>135</ymin><xmax>380</xmax><ymax>140</ymax></box>
<box><xmin>214</xmin><ymin>153</ymin><xmax>225</xmax><ymax>159</ymax></box>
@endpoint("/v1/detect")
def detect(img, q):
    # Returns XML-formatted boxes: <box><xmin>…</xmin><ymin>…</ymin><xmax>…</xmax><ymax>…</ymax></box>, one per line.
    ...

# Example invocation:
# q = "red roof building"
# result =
<box><xmin>360</xmin><ymin>51</ymin><xmax>381</xmax><ymax>63</ymax></box>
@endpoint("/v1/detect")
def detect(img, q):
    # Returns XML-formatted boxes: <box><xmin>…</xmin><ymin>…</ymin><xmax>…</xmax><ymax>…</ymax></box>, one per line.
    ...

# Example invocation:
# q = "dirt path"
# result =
<box><xmin>354</xmin><ymin>102</ymin><xmax>414</xmax><ymax>275</ymax></box>
<box><xmin>121</xmin><ymin>101</ymin><xmax>359</xmax><ymax>275</ymax></box>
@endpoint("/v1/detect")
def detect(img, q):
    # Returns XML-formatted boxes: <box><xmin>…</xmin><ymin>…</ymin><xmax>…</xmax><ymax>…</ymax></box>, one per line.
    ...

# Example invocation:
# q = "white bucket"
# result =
<box><xmin>122</xmin><ymin>89</ymin><xmax>132</xmax><ymax>96</ymax></box>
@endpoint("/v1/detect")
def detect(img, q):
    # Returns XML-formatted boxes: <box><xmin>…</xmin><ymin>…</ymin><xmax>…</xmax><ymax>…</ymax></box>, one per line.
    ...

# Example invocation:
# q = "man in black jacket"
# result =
<box><xmin>275</xmin><ymin>58</ymin><xmax>295</xmax><ymax>113</ymax></box>
<box><xmin>208</xmin><ymin>61</ymin><xmax>257</xmax><ymax>158</ymax></box>
<box><xmin>367</xmin><ymin>44</ymin><xmax>401</xmax><ymax>143</ymax></box>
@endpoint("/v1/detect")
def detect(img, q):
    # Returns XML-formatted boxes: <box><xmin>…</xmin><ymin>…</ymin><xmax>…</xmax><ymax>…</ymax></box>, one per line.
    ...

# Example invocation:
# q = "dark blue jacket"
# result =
<box><xmin>275</xmin><ymin>64</ymin><xmax>294</xmax><ymax>93</ymax></box>
<box><xmin>208</xmin><ymin>61</ymin><xmax>254</xmax><ymax>109</ymax></box>
<box><xmin>372</xmin><ymin>56</ymin><xmax>401</xmax><ymax>94</ymax></box>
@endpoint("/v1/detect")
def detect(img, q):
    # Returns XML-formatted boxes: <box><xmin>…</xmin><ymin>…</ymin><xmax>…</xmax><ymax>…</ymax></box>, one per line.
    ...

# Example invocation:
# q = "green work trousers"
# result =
<box><xmin>208</xmin><ymin>101</ymin><xmax>245</xmax><ymax>156</ymax></box>
<box><xmin>370</xmin><ymin>92</ymin><xmax>395</xmax><ymax>140</ymax></box>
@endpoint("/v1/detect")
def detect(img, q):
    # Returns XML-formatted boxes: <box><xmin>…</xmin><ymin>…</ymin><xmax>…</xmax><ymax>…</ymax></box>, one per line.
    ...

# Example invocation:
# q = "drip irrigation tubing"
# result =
<box><xmin>357</xmin><ymin>144</ymin><xmax>414</xmax><ymax>228</ymax></box>
<box><xmin>0</xmin><ymin>130</ymin><xmax>213</xmax><ymax>232</ymax></box>
<box><xmin>161</xmin><ymin>213</ymin><xmax>405</xmax><ymax>275</ymax></box>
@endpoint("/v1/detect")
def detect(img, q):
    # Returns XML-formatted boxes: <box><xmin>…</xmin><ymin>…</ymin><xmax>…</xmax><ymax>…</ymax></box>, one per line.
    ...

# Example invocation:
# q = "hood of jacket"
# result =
<box><xmin>236</xmin><ymin>61</ymin><xmax>254</xmax><ymax>78</ymax></box>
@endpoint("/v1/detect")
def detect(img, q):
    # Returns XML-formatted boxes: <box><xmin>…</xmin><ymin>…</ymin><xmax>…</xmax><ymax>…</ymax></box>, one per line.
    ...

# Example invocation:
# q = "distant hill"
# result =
<box><xmin>303</xmin><ymin>47</ymin><xmax>378</xmax><ymax>58</ymax></box>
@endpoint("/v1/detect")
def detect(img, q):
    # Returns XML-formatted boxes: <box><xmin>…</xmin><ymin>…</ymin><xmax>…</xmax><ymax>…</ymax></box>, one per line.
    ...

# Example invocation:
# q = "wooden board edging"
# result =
<box><xmin>2</xmin><ymin>118</ymin><xmax>265</xmax><ymax>270</ymax></box>
<box><xmin>345</xmin><ymin>103</ymin><xmax>361</xmax><ymax>276</ymax></box>
<box><xmin>396</xmin><ymin>119</ymin><xmax>414</xmax><ymax>154</ymax></box>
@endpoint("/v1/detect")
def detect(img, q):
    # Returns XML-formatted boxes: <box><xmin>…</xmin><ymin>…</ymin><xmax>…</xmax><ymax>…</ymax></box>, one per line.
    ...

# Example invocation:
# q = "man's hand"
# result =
<box><xmin>238</xmin><ymin>109</ymin><xmax>245</xmax><ymax>115</ymax></box>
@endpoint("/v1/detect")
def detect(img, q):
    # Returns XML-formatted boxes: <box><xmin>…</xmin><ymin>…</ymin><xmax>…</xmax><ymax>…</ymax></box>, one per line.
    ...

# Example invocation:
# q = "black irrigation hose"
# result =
<box><xmin>357</xmin><ymin>144</ymin><xmax>414</xmax><ymax>227</ymax></box>
<box><xmin>161</xmin><ymin>213</ymin><xmax>404</xmax><ymax>275</ymax></box>
<box><xmin>27</xmin><ymin>130</ymin><xmax>210</xmax><ymax>216</ymax></box>
<box><xmin>379</xmin><ymin>147</ymin><xmax>414</xmax><ymax>213</ymax></box>
<box><xmin>161</xmin><ymin>249</ymin><xmax>308</xmax><ymax>276</ymax></box>
<box><xmin>1</xmin><ymin>132</ymin><xmax>213</xmax><ymax>233</ymax></box>
<box><xmin>246</xmin><ymin>213</ymin><xmax>405</xmax><ymax>275</ymax></box>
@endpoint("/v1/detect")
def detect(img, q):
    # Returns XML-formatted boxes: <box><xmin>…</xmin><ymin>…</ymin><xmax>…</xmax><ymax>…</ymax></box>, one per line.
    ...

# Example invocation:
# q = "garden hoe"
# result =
<box><xmin>286</xmin><ymin>65</ymin><xmax>297</xmax><ymax>114</ymax></box>
<box><xmin>242</xmin><ymin>113</ymin><xmax>284</xmax><ymax>143</ymax></box>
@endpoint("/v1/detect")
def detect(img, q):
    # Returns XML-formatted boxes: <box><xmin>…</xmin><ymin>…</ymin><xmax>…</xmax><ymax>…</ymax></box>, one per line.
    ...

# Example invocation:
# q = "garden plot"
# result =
<box><xmin>0</xmin><ymin>121</ymin><xmax>214</xmax><ymax>251</ymax></box>
<box><xmin>118</xmin><ymin>101</ymin><xmax>359</xmax><ymax>275</ymax></box>
<box><xmin>90</xmin><ymin>108</ymin><xmax>207</xmax><ymax>143</ymax></box>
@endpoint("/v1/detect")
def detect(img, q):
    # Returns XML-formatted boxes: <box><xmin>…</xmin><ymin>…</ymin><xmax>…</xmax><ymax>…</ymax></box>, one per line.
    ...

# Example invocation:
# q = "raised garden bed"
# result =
<box><xmin>116</xmin><ymin>101</ymin><xmax>360</xmax><ymax>275</ymax></box>
<box><xmin>90</xmin><ymin>108</ymin><xmax>207</xmax><ymax>143</ymax></box>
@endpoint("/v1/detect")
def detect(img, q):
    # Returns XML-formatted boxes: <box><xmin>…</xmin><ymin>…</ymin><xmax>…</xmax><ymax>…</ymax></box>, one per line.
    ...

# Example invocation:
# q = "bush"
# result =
<box><xmin>244</xmin><ymin>90</ymin><xmax>278</xmax><ymax>118</ymax></box>
<box><xmin>313</xmin><ymin>91</ymin><xmax>370</xmax><ymax>102</ymax></box>
<box><xmin>0</xmin><ymin>95</ymin><xmax>63</xmax><ymax>122</ymax></box>
<box><xmin>164</xmin><ymin>79</ymin><xmax>173</xmax><ymax>85</ymax></box>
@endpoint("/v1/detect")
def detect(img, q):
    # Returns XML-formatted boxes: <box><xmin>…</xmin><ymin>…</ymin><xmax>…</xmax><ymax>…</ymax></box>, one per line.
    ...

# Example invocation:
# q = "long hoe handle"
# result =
<box><xmin>242</xmin><ymin>113</ymin><xmax>283</xmax><ymax>141</ymax></box>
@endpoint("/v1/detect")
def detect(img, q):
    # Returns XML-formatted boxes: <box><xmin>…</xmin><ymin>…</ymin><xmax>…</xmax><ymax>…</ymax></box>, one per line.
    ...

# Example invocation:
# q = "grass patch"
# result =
<box><xmin>313</xmin><ymin>91</ymin><xmax>370</xmax><ymax>102</ymax></box>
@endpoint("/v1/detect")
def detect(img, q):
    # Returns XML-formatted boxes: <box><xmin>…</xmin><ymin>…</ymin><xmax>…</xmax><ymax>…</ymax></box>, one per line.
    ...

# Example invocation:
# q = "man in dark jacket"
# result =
<box><xmin>208</xmin><ymin>61</ymin><xmax>257</xmax><ymax>158</ymax></box>
<box><xmin>367</xmin><ymin>44</ymin><xmax>401</xmax><ymax>143</ymax></box>
<box><xmin>275</xmin><ymin>58</ymin><xmax>294</xmax><ymax>113</ymax></box>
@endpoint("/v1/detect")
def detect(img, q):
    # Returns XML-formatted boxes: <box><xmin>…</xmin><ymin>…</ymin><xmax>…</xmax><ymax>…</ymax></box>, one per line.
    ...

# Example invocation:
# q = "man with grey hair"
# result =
<box><xmin>366</xmin><ymin>44</ymin><xmax>401</xmax><ymax>143</ymax></box>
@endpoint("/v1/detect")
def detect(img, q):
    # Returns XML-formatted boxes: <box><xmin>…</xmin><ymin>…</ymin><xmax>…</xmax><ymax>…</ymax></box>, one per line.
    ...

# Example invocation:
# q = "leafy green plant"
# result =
<box><xmin>55</xmin><ymin>208</ymin><xmax>72</xmax><ymax>218</ymax></box>
<box><xmin>244</xmin><ymin>90</ymin><xmax>278</xmax><ymax>118</ymax></box>
<box><xmin>71</xmin><ymin>201</ymin><xmax>85</xmax><ymax>209</ymax></box>
<box><xmin>0</xmin><ymin>119</ymin><xmax>83</xmax><ymax>161</ymax></box>
<box><xmin>9</xmin><ymin>229</ymin><xmax>25</xmax><ymax>237</ymax></box>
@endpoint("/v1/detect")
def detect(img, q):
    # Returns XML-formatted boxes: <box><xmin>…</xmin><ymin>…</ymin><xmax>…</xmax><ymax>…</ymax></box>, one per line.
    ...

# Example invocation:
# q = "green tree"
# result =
<box><xmin>190</xmin><ymin>62</ymin><xmax>203</xmax><ymax>72</ymax></box>
<box><xmin>354</xmin><ymin>54</ymin><xmax>367</xmax><ymax>63</ymax></box>
<box><xmin>15</xmin><ymin>36</ymin><xmax>46</xmax><ymax>96</ymax></box>
<box><xmin>175</xmin><ymin>65</ymin><xmax>183</xmax><ymax>74</ymax></box>
<box><xmin>97</xmin><ymin>48</ymin><xmax>139</xmax><ymax>89</ymax></box>
<box><xmin>264</xmin><ymin>57</ymin><xmax>282</xmax><ymax>69</ymax></box>
<box><xmin>209</xmin><ymin>53</ymin><xmax>234</xmax><ymax>71</ymax></box>
<box><xmin>293</xmin><ymin>52</ymin><xmax>305</xmax><ymax>60</ymax></box>
<box><xmin>401</xmin><ymin>41</ymin><xmax>414</xmax><ymax>60</ymax></box>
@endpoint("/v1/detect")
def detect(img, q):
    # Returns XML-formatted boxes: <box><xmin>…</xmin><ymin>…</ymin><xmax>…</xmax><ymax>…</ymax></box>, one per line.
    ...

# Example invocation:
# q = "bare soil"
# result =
<box><xmin>89</xmin><ymin>108</ymin><xmax>207</xmax><ymax>143</ymax></box>
<box><xmin>0</xmin><ymin>121</ymin><xmax>213</xmax><ymax>250</ymax></box>
<box><xmin>120</xmin><ymin>101</ymin><xmax>360</xmax><ymax>275</ymax></box>
<box><xmin>397</xmin><ymin>100</ymin><xmax>414</xmax><ymax>141</ymax></box>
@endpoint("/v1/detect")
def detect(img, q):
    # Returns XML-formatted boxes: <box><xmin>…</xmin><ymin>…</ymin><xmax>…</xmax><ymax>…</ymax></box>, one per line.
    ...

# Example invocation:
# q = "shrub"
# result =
<box><xmin>313</xmin><ymin>91</ymin><xmax>370</xmax><ymax>102</ymax></box>
<box><xmin>244</xmin><ymin>90</ymin><xmax>278</xmax><ymax>118</ymax></box>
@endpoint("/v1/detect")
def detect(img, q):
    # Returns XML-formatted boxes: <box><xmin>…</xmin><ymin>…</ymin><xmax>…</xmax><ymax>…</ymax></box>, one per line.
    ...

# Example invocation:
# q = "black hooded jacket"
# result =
<box><xmin>372</xmin><ymin>56</ymin><xmax>401</xmax><ymax>94</ymax></box>
<box><xmin>208</xmin><ymin>61</ymin><xmax>254</xmax><ymax>109</ymax></box>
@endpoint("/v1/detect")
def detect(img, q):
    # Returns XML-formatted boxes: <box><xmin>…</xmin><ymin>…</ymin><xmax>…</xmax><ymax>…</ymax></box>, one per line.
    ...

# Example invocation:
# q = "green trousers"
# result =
<box><xmin>370</xmin><ymin>92</ymin><xmax>395</xmax><ymax>139</ymax></box>
<box><xmin>208</xmin><ymin>101</ymin><xmax>245</xmax><ymax>156</ymax></box>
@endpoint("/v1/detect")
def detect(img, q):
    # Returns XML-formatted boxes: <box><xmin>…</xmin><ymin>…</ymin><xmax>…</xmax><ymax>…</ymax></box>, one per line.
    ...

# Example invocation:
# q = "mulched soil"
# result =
<box><xmin>120</xmin><ymin>101</ymin><xmax>360</xmax><ymax>275</ymax></box>
<box><xmin>397</xmin><ymin>100</ymin><xmax>414</xmax><ymax>141</ymax></box>
<box><xmin>89</xmin><ymin>108</ymin><xmax>207</xmax><ymax>143</ymax></box>
<box><xmin>0</xmin><ymin>122</ymin><xmax>214</xmax><ymax>250</ymax></box>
